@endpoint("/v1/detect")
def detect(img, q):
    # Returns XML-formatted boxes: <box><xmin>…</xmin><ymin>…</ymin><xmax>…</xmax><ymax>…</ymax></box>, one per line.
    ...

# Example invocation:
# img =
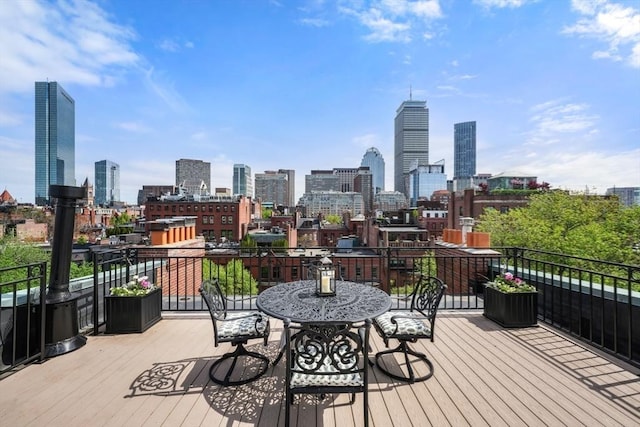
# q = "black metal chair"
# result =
<box><xmin>284</xmin><ymin>319</ymin><xmax>371</xmax><ymax>427</ymax></box>
<box><xmin>199</xmin><ymin>279</ymin><xmax>270</xmax><ymax>386</ymax></box>
<box><xmin>373</xmin><ymin>275</ymin><xmax>446</xmax><ymax>383</ymax></box>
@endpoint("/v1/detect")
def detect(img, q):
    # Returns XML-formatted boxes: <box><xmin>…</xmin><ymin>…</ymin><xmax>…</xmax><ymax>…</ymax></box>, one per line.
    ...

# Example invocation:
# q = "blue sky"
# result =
<box><xmin>1</xmin><ymin>0</ymin><xmax>639</xmax><ymax>205</ymax></box>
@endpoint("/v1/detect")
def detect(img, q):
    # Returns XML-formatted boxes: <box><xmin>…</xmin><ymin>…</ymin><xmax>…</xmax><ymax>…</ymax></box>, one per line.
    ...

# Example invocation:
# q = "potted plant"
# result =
<box><xmin>483</xmin><ymin>272</ymin><xmax>538</xmax><ymax>327</ymax></box>
<box><xmin>105</xmin><ymin>275</ymin><xmax>161</xmax><ymax>333</ymax></box>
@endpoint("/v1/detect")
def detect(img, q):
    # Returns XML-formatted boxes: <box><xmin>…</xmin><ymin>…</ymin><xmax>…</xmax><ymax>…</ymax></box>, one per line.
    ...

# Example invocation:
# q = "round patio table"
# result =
<box><xmin>256</xmin><ymin>279</ymin><xmax>391</xmax><ymax>324</ymax></box>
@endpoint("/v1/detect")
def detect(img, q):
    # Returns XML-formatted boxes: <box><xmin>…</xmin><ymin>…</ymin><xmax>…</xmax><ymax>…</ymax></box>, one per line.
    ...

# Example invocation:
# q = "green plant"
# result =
<box><xmin>487</xmin><ymin>272</ymin><xmax>536</xmax><ymax>293</ymax></box>
<box><xmin>110</xmin><ymin>275</ymin><xmax>157</xmax><ymax>296</ymax></box>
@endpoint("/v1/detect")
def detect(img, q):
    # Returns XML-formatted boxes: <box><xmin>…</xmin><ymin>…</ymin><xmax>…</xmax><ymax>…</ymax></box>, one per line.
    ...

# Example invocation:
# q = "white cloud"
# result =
<box><xmin>472</xmin><ymin>0</ymin><xmax>534</xmax><ymax>8</ymax></box>
<box><xmin>299</xmin><ymin>18</ymin><xmax>330</xmax><ymax>27</ymax></box>
<box><xmin>563</xmin><ymin>0</ymin><xmax>640</xmax><ymax>68</ymax></box>
<box><xmin>114</xmin><ymin>121</ymin><xmax>152</xmax><ymax>133</ymax></box>
<box><xmin>0</xmin><ymin>0</ymin><xmax>139</xmax><ymax>95</ymax></box>
<box><xmin>338</xmin><ymin>0</ymin><xmax>443</xmax><ymax>43</ymax></box>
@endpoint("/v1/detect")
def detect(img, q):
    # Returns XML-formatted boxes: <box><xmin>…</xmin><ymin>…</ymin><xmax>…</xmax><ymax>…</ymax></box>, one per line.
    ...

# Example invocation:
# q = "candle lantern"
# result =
<box><xmin>315</xmin><ymin>256</ymin><xmax>336</xmax><ymax>297</ymax></box>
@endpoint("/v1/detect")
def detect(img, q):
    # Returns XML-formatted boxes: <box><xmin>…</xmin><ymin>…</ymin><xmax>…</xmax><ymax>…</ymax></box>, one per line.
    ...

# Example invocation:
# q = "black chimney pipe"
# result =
<box><xmin>44</xmin><ymin>185</ymin><xmax>87</xmax><ymax>357</ymax></box>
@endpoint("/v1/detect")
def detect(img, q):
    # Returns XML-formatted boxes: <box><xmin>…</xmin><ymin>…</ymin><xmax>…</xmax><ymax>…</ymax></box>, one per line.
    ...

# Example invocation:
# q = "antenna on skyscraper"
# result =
<box><xmin>409</xmin><ymin>84</ymin><xmax>412</xmax><ymax>100</ymax></box>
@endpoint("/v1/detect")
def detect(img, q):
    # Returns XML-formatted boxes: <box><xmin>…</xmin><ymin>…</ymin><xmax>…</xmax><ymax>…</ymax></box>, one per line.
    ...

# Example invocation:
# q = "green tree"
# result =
<box><xmin>262</xmin><ymin>207</ymin><xmax>273</xmax><ymax>219</ymax></box>
<box><xmin>203</xmin><ymin>258</ymin><xmax>258</xmax><ymax>295</ymax></box>
<box><xmin>476</xmin><ymin>191</ymin><xmax>640</xmax><ymax>265</ymax></box>
<box><xmin>324</xmin><ymin>214</ymin><xmax>342</xmax><ymax>225</ymax></box>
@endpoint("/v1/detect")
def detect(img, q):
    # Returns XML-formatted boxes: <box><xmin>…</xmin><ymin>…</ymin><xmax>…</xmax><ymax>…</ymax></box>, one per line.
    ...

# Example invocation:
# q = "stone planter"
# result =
<box><xmin>105</xmin><ymin>288</ymin><xmax>162</xmax><ymax>333</ymax></box>
<box><xmin>483</xmin><ymin>285</ymin><xmax>538</xmax><ymax>328</ymax></box>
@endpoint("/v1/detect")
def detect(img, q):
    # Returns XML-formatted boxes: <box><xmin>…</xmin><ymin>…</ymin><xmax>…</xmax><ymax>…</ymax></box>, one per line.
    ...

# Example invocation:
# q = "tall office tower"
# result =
<box><xmin>353</xmin><ymin>169</ymin><xmax>373</xmax><ymax>214</ymax></box>
<box><xmin>278</xmin><ymin>169</ymin><xmax>296</xmax><ymax>208</ymax></box>
<box><xmin>94</xmin><ymin>160</ymin><xmax>120</xmax><ymax>206</ymax></box>
<box><xmin>233</xmin><ymin>164</ymin><xmax>253</xmax><ymax>197</ymax></box>
<box><xmin>454</xmin><ymin>121</ymin><xmax>477</xmax><ymax>179</ymax></box>
<box><xmin>35</xmin><ymin>81</ymin><xmax>75</xmax><ymax>206</ymax></box>
<box><xmin>394</xmin><ymin>99</ymin><xmax>429</xmax><ymax>198</ymax></box>
<box><xmin>254</xmin><ymin>171</ymin><xmax>290</xmax><ymax>208</ymax></box>
<box><xmin>176</xmin><ymin>158</ymin><xmax>211</xmax><ymax>195</ymax></box>
<box><xmin>361</xmin><ymin>147</ymin><xmax>385</xmax><ymax>194</ymax></box>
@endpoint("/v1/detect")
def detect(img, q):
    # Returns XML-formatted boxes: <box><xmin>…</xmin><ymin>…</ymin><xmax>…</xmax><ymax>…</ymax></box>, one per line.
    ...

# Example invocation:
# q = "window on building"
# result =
<box><xmin>273</xmin><ymin>266</ymin><xmax>281</xmax><ymax>280</ymax></box>
<box><xmin>355</xmin><ymin>266</ymin><xmax>362</xmax><ymax>278</ymax></box>
<box><xmin>164</xmin><ymin>205</ymin><xmax>169</xmax><ymax>211</ymax></box>
<box><xmin>209</xmin><ymin>215</ymin><xmax>214</xmax><ymax>223</ymax></box>
<box><xmin>216</xmin><ymin>206</ymin><xmax>220</xmax><ymax>212</ymax></box>
<box><xmin>227</xmin><ymin>216</ymin><xmax>233</xmax><ymax>224</ymax></box>
<box><xmin>172</xmin><ymin>205</ymin><xmax>176</xmax><ymax>212</ymax></box>
<box><xmin>148</xmin><ymin>205</ymin><xmax>154</xmax><ymax>211</ymax></box>
<box><xmin>186</xmin><ymin>205</ymin><xmax>191</xmax><ymax>212</ymax></box>
<box><xmin>372</xmin><ymin>267</ymin><xmax>378</xmax><ymax>279</ymax></box>
<box><xmin>260</xmin><ymin>266</ymin><xmax>269</xmax><ymax>280</ymax></box>
<box><xmin>209</xmin><ymin>205</ymin><xmax>213</xmax><ymax>212</ymax></box>
<box><xmin>224</xmin><ymin>205</ymin><xmax>228</xmax><ymax>212</ymax></box>
<box><xmin>221</xmin><ymin>216</ymin><xmax>227</xmax><ymax>224</ymax></box>
<box><xmin>179</xmin><ymin>205</ymin><xmax>184</xmax><ymax>212</ymax></box>
<box><xmin>203</xmin><ymin>216</ymin><xmax>208</xmax><ymax>224</ymax></box>
<box><xmin>194</xmin><ymin>205</ymin><xmax>199</xmax><ymax>212</ymax></box>
<box><xmin>231</xmin><ymin>205</ymin><xmax>236</xmax><ymax>212</ymax></box>
<box><xmin>291</xmin><ymin>266</ymin><xmax>298</xmax><ymax>279</ymax></box>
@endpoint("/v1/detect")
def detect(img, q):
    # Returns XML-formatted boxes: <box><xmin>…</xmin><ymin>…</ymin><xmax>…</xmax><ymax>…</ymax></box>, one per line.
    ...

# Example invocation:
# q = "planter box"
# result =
<box><xmin>105</xmin><ymin>288</ymin><xmax>162</xmax><ymax>334</ymax></box>
<box><xmin>483</xmin><ymin>286</ymin><xmax>538</xmax><ymax>328</ymax></box>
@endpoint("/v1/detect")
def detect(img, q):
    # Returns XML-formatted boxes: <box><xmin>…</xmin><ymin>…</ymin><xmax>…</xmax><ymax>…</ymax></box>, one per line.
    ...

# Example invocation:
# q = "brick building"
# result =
<box><xmin>144</xmin><ymin>195</ymin><xmax>257</xmax><ymax>242</ymax></box>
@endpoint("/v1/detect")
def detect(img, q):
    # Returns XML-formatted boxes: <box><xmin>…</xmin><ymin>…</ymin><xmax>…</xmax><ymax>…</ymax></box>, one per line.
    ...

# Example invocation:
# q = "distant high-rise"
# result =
<box><xmin>278</xmin><ymin>169</ymin><xmax>296</xmax><ymax>207</ymax></box>
<box><xmin>233</xmin><ymin>164</ymin><xmax>253</xmax><ymax>197</ymax></box>
<box><xmin>409</xmin><ymin>160</ymin><xmax>447</xmax><ymax>206</ymax></box>
<box><xmin>394</xmin><ymin>99</ymin><xmax>429</xmax><ymax>198</ymax></box>
<box><xmin>176</xmin><ymin>158</ymin><xmax>211</xmax><ymax>195</ymax></box>
<box><xmin>360</xmin><ymin>147</ymin><xmax>385</xmax><ymax>194</ymax></box>
<box><xmin>94</xmin><ymin>160</ymin><xmax>120</xmax><ymax>206</ymax></box>
<box><xmin>454</xmin><ymin>121</ymin><xmax>476</xmax><ymax>179</ymax></box>
<box><xmin>35</xmin><ymin>81</ymin><xmax>75</xmax><ymax>205</ymax></box>
<box><xmin>254</xmin><ymin>170</ymin><xmax>290</xmax><ymax>208</ymax></box>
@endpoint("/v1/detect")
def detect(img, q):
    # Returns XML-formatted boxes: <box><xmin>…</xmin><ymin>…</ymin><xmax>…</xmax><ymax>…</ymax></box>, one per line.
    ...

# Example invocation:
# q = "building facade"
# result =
<box><xmin>373</xmin><ymin>191</ymin><xmax>409</xmax><ymax>212</ymax></box>
<box><xmin>95</xmin><ymin>160</ymin><xmax>120</xmax><ymax>206</ymax></box>
<box><xmin>35</xmin><ymin>81</ymin><xmax>75</xmax><ymax>206</ymax></box>
<box><xmin>233</xmin><ymin>164</ymin><xmax>253</xmax><ymax>197</ymax></box>
<box><xmin>175</xmin><ymin>158</ymin><xmax>211</xmax><ymax>195</ymax></box>
<box><xmin>297</xmin><ymin>191</ymin><xmax>364</xmax><ymax>217</ymax></box>
<box><xmin>361</xmin><ymin>147</ymin><xmax>385</xmax><ymax>194</ymax></box>
<box><xmin>454</xmin><ymin>121</ymin><xmax>476</xmax><ymax>179</ymax></box>
<box><xmin>144</xmin><ymin>195</ymin><xmax>254</xmax><ymax>242</ymax></box>
<box><xmin>254</xmin><ymin>170</ymin><xmax>290</xmax><ymax>208</ymax></box>
<box><xmin>394</xmin><ymin>99</ymin><xmax>429</xmax><ymax>198</ymax></box>
<box><xmin>305</xmin><ymin>170</ymin><xmax>339</xmax><ymax>193</ymax></box>
<box><xmin>409</xmin><ymin>160</ymin><xmax>447</xmax><ymax>206</ymax></box>
<box><xmin>605</xmin><ymin>187</ymin><xmax>640</xmax><ymax>207</ymax></box>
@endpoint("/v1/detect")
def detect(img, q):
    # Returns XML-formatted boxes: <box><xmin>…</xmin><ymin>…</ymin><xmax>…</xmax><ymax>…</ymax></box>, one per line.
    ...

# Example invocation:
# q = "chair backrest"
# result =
<box><xmin>200</xmin><ymin>279</ymin><xmax>227</xmax><ymax>320</ymax></box>
<box><xmin>284</xmin><ymin>319</ymin><xmax>370</xmax><ymax>386</ymax></box>
<box><xmin>411</xmin><ymin>275</ymin><xmax>447</xmax><ymax>320</ymax></box>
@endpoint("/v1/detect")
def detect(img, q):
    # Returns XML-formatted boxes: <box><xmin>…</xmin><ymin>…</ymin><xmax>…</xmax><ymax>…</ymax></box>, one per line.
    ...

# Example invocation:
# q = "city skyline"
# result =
<box><xmin>1</xmin><ymin>1</ymin><xmax>639</xmax><ymax>205</ymax></box>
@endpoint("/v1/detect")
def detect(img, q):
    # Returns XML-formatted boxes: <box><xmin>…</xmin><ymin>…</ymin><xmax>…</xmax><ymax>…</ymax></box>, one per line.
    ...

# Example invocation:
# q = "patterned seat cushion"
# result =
<box><xmin>291</xmin><ymin>357</ymin><xmax>364</xmax><ymax>388</ymax></box>
<box><xmin>374</xmin><ymin>311</ymin><xmax>431</xmax><ymax>338</ymax></box>
<box><xmin>217</xmin><ymin>312</ymin><xmax>268</xmax><ymax>340</ymax></box>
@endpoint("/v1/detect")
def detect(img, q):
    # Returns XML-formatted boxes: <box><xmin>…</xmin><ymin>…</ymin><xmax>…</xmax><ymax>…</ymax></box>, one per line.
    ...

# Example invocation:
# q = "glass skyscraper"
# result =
<box><xmin>360</xmin><ymin>147</ymin><xmax>385</xmax><ymax>194</ymax></box>
<box><xmin>233</xmin><ymin>164</ymin><xmax>253</xmax><ymax>197</ymax></box>
<box><xmin>95</xmin><ymin>160</ymin><xmax>120</xmax><ymax>206</ymax></box>
<box><xmin>35</xmin><ymin>81</ymin><xmax>75</xmax><ymax>206</ymax></box>
<box><xmin>454</xmin><ymin>121</ymin><xmax>476</xmax><ymax>179</ymax></box>
<box><xmin>394</xmin><ymin>100</ymin><xmax>429</xmax><ymax>197</ymax></box>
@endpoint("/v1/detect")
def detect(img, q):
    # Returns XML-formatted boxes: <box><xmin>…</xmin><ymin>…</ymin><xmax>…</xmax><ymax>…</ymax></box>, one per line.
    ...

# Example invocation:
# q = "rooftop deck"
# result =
<box><xmin>1</xmin><ymin>312</ymin><xmax>639</xmax><ymax>426</ymax></box>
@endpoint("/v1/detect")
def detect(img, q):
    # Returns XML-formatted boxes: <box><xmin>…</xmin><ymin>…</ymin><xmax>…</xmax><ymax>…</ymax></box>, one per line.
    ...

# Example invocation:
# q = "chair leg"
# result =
<box><xmin>374</xmin><ymin>341</ymin><xmax>434</xmax><ymax>383</ymax></box>
<box><xmin>209</xmin><ymin>343</ymin><xmax>269</xmax><ymax>386</ymax></box>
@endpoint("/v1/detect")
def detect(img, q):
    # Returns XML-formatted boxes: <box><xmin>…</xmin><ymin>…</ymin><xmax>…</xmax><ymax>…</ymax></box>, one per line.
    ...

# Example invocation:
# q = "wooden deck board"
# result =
<box><xmin>1</xmin><ymin>312</ymin><xmax>639</xmax><ymax>427</ymax></box>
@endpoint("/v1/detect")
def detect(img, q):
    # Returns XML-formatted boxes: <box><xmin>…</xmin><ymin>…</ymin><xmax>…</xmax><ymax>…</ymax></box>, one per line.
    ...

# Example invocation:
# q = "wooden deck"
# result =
<box><xmin>1</xmin><ymin>312</ymin><xmax>639</xmax><ymax>426</ymax></box>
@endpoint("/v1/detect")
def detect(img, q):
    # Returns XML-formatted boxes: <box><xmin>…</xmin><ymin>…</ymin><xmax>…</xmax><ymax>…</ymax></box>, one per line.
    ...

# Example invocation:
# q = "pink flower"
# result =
<box><xmin>503</xmin><ymin>272</ymin><xmax>514</xmax><ymax>281</ymax></box>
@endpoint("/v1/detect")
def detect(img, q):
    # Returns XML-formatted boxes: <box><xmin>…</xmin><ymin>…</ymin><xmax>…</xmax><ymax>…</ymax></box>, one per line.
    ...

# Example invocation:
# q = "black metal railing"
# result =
<box><xmin>2</xmin><ymin>245</ymin><xmax>637</xmax><ymax>371</ymax></box>
<box><xmin>0</xmin><ymin>261</ymin><xmax>47</xmax><ymax>375</ymax></box>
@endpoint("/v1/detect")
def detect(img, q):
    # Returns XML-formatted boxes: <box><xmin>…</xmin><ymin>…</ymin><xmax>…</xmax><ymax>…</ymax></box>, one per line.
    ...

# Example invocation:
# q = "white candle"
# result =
<box><xmin>321</xmin><ymin>276</ymin><xmax>331</xmax><ymax>293</ymax></box>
